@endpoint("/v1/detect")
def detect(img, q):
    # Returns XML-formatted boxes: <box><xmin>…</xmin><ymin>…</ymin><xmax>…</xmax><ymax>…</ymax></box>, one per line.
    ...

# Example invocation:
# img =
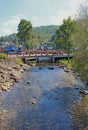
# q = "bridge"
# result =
<box><xmin>7</xmin><ymin>50</ymin><xmax>73</xmax><ymax>63</ymax></box>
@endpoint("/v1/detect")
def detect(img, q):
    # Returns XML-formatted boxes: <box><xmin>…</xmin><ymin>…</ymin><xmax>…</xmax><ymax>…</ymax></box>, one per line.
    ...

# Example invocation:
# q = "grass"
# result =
<box><xmin>0</xmin><ymin>53</ymin><xmax>24</xmax><ymax>64</ymax></box>
<box><xmin>0</xmin><ymin>53</ymin><xmax>8</xmax><ymax>59</ymax></box>
<box><xmin>56</xmin><ymin>59</ymin><xmax>73</xmax><ymax>69</ymax></box>
<box><xmin>15</xmin><ymin>57</ymin><xmax>23</xmax><ymax>64</ymax></box>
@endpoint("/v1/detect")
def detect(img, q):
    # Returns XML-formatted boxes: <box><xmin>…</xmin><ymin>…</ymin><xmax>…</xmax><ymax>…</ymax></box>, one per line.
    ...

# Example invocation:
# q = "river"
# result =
<box><xmin>0</xmin><ymin>65</ymin><xmax>88</xmax><ymax>130</ymax></box>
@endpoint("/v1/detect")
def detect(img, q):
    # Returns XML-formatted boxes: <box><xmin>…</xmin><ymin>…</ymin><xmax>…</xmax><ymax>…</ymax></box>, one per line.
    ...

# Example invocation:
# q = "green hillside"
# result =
<box><xmin>0</xmin><ymin>25</ymin><xmax>58</xmax><ymax>47</ymax></box>
<box><xmin>34</xmin><ymin>25</ymin><xmax>58</xmax><ymax>35</ymax></box>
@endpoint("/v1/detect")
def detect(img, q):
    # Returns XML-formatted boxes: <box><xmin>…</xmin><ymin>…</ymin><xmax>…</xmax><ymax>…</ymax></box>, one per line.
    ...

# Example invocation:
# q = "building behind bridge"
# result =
<box><xmin>38</xmin><ymin>42</ymin><xmax>56</xmax><ymax>50</ymax></box>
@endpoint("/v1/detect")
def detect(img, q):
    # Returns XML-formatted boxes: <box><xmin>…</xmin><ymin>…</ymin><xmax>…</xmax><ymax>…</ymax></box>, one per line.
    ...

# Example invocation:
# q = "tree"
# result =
<box><xmin>17</xmin><ymin>19</ymin><xmax>33</xmax><ymax>49</ymax></box>
<box><xmin>71</xmin><ymin>1</ymin><xmax>88</xmax><ymax>83</ymax></box>
<box><xmin>55</xmin><ymin>17</ymin><xmax>77</xmax><ymax>62</ymax></box>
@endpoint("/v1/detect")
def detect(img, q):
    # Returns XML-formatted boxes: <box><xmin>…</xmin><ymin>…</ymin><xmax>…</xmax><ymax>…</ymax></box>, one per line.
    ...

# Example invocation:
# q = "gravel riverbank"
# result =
<box><xmin>0</xmin><ymin>59</ymin><xmax>30</xmax><ymax>92</ymax></box>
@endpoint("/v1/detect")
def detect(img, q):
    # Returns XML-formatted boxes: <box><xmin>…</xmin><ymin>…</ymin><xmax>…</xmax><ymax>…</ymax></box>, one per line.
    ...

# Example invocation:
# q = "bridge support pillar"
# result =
<box><xmin>52</xmin><ymin>57</ymin><xmax>55</xmax><ymax>63</ymax></box>
<box><xmin>22</xmin><ymin>57</ymin><xmax>26</xmax><ymax>64</ymax></box>
<box><xmin>36</xmin><ymin>57</ymin><xmax>39</xmax><ymax>63</ymax></box>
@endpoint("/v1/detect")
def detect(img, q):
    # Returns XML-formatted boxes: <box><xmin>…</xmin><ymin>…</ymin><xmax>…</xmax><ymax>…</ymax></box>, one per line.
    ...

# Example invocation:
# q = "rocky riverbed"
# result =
<box><xmin>0</xmin><ymin>66</ymin><xmax>87</xmax><ymax>130</ymax></box>
<box><xmin>0</xmin><ymin>59</ymin><xmax>30</xmax><ymax>92</ymax></box>
<box><xmin>0</xmin><ymin>59</ymin><xmax>86</xmax><ymax>95</ymax></box>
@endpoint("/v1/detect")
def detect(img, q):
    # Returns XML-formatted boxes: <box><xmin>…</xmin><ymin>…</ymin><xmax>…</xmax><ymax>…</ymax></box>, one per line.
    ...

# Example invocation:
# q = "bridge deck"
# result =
<box><xmin>7</xmin><ymin>50</ymin><xmax>73</xmax><ymax>62</ymax></box>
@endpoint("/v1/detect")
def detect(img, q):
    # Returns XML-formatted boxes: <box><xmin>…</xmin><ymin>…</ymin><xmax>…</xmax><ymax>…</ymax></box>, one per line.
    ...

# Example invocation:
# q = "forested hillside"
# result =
<box><xmin>0</xmin><ymin>25</ymin><xmax>58</xmax><ymax>47</ymax></box>
<box><xmin>34</xmin><ymin>25</ymin><xmax>58</xmax><ymax>35</ymax></box>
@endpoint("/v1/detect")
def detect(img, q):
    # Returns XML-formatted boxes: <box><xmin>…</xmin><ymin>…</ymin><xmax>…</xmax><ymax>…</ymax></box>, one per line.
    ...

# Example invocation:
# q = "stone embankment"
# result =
<box><xmin>0</xmin><ymin>60</ymin><xmax>30</xmax><ymax>92</ymax></box>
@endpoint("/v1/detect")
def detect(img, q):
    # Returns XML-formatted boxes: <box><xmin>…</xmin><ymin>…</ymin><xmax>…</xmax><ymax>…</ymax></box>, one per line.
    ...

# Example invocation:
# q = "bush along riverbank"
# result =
<box><xmin>57</xmin><ymin>59</ymin><xmax>88</xmax><ymax>85</ymax></box>
<box><xmin>0</xmin><ymin>58</ymin><xmax>30</xmax><ymax>92</ymax></box>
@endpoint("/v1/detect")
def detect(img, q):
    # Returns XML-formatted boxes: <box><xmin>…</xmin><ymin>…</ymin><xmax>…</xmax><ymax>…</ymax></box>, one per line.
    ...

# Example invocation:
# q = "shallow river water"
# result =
<box><xmin>0</xmin><ymin>66</ymin><xmax>88</xmax><ymax>130</ymax></box>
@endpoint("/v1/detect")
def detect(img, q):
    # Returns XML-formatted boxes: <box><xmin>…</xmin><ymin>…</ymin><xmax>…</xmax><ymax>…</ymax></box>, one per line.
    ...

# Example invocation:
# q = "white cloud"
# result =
<box><xmin>0</xmin><ymin>28</ymin><xmax>12</xmax><ymax>35</ymax></box>
<box><xmin>31</xmin><ymin>16</ymin><xmax>38</xmax><ymax>21</ymax></box>
<box><xmin>69</xmin><ymin>0</ymin><xmax>86</xmax><ymax>17</ymax></box>
<box><xmin>0</xmin><ymin>15</ymin><xmax>39</xmax><ymax>36</ymax></box>
<box><xmin>0</xmin><ymin>15</ymin><xmax>28</xmax><ymax>36</ymax></box>
<box><xmin>50</xmin><ymin>10</ymin><xmax>70</xmax><ymax>25</ymax></box>
<box><xmin>69</xmin><ymin>0</ymin><xmax>84</xmax><ymax>9</ymax></box>
<box><xmin>50</xmin><ymin>0</ymin><xmax>86</xmax><ymax>25</ymax></box>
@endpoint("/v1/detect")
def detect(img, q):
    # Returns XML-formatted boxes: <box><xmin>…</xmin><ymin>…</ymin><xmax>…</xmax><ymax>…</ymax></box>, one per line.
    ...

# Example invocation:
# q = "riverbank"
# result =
<box><xmin>0</xmin><ymin>59</ymin><xmax>85</xmax><ymax>93</ymax></box>
<box><xmin>0</xmin><ymin>59</ymin><xmax>30</xmax><ymax>92</ymax></box>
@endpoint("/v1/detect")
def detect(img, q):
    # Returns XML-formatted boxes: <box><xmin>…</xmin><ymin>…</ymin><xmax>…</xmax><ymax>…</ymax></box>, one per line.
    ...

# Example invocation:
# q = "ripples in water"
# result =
<box><xmin>0</xmin><ymin>66</ymin><xmax>88</xmax><ymax>130</ymax></box>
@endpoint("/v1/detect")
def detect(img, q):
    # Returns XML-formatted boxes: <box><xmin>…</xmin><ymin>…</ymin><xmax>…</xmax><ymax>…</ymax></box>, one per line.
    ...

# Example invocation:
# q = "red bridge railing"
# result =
<box><xmin>7</xmin><ymin>50</ymin><xmax>67</xmax><ymax>58</ymax></box>
<box><xmin>18</xmin><ymin>50</ymin><xmax>66</xmax><ymax>56</ymax></box>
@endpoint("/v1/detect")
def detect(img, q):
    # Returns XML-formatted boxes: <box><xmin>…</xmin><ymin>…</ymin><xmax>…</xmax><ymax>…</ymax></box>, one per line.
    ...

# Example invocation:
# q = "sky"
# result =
<box><xmin>0</xmin><ymin>0</ymin><xmax>86</xmax><ymax>37</ymax></box>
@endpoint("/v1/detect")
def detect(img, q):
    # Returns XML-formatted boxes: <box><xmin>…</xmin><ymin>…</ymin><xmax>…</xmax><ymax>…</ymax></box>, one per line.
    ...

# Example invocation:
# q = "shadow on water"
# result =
<box><xmin>0</xmin><ymin>66</ymin><xmax>88</xmax><ymax>130</ymax></box>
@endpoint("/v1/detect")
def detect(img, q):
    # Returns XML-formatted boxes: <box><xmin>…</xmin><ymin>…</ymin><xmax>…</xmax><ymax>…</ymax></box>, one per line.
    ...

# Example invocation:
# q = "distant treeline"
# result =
<box><xmin>0</xmin><ymin>25</ymin><xmax>58</xmax><ymax>47</ymax></box>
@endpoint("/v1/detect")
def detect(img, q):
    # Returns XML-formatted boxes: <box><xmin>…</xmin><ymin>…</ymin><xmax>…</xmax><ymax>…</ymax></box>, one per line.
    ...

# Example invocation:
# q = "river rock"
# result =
<box><xmin>1</xmin><ymin>85</ymin><xmax>8</xmax><ymax>91</ymax></box>
<box><xmin>0</xmin><ymin>59</ymin><xmax>30</xmax><ymax>92</ymax></box>
<box><xmin>12</xmin><ymin>65</ymin><xmax>21</xmax><ymax>70</ymax></box>
<box><xmin>7</xmin><ymin>67</ymin><xmax>13</xmax><ymax>71</ymax></box>
<box><xmin>79</xmin><ymin>90</ymin><xmax>88</xmax><ymax>95</ymax></box>
<box><xmin>20</xmin><ymin>69</ymin><xmax>24</xmax><ymax>73</ymax></box>
<box><xmin>64</xmin><ymin>67</ymin><xmax>70</xmax><ymax>72</ymax></box>
<box><xmin>39</xmin><ymin>67</ymin><xmax>42</xmax><ymax>69</ymax></box>
<box><xmin>48</xmin><ymin>66</ymin><xmax>54</xmax><ymax>70</ymax></box>
<box><xmin>32</xmin><ymin>100</ymin><xmax>37</xmax><ymax>104</ymax></box>
<box><xmin>1</xmin><ymin>73</ymin><xmax>9</xmax><ymax>81</ymax></box>
<box><xmin>10</xmin><ymin>73</ymin><xmax>21</xmax><ymax>82</ymax></box>
<box><xmin>27</xmin><ymin>81</ymin><xmax>31</xmax><ymax>84</ymax></box>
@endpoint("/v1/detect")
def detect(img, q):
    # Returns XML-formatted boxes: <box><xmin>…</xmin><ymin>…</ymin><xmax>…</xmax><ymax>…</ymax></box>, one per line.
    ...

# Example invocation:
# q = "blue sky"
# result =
<box><xmin>0</xmin><ymin>0</ymin><xmax>86</xmax><ymax>36</ymax></box>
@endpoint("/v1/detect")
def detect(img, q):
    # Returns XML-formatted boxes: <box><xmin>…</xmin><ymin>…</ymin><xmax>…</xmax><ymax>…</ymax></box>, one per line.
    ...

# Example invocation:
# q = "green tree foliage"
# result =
<box><xmin>34</xmin><ymin>25</ymin><xmax>58</xmax><ymax>35</ymax></box>
<box><xmin>33</xmin><ymin>25</ymin><xmax>58</xmax><ymax>46</ymax></box>
<box><xmin>73</xmin><ymin>50</ymin><xmax>88</xmax><ymax>82</ymax></box>
<box><xmin>72</xmin><ymin>1</ymin><xmax>88</xmax><ymax>83</ymax></box>
<box><xmin>55</xmin><ymin>17</ymin><xmax>77</xmax><ymax>61</ymax></box>
<box><xmin>17</xmin><ymin>19</ymin><xmax>33</xmax><ymax>49</ymax></box>
<box><xmin>0</xmin><ymin>33</ymin><xmax>17</xmax><ymax>44</ymax></box>
<box><xmin>0</xmin><ymin>25</ymin><xmax>58</xmax><ymax>48</ymax></box>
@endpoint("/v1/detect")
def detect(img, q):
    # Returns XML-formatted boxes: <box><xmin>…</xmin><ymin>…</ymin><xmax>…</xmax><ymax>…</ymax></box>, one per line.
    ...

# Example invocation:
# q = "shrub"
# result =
<box><xmin>57</xmin><ymin>59</ymin><xmax>72</xmax><ymax>68</ymax></box>
<box><xmin>72</xmin><ymin>50</ymin><xmax>88</xmax><ymax>82</ymax></box>
<box><xmin>15</xmin><ymin>57</ymin><xmax>23</xmax><ymax>63</ymax></box>
<box><xmin>0</xmin><ymin>53</ymin><xmax>8</xmax><ymax>59</ymax></box>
